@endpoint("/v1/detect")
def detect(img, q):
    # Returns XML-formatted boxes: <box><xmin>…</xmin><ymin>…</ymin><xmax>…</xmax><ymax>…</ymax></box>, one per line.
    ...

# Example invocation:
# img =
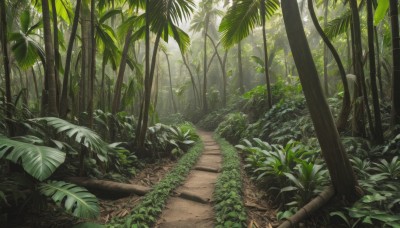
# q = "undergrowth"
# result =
<box><xmin>108</xmin><ymin>140</ymin><xmax>204</xmax><ymax>228</ymax></box>
<box><xmin>213</xmin><ymin>135</ymin><xmax>247</xmax><ymax>228</ymax></box>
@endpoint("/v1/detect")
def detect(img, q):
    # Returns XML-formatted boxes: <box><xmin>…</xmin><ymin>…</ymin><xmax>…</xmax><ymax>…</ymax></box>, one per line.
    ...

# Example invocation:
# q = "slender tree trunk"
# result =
<box><xmin>60</xmin><ymin>0</ymin><xmax>81</xmax><ymax>118</ymax></box>
<box><xmin>238</xmin><ymin>41</ymin><xmax>244</xmax><ymax>94</ymax></box>
<box><xmin>51</xmin><ymin>0</ymin><xmax>61</xmax><ymax>109</ymax></box>
<box><xmin>261</xmin><ymin>0</ymin><xmax>272</xmax><ymax>108</ymax></box>
<box><xmin>389</xmin><ymin>0</ymin><xmax>400</xmax><ymax>126</ymax></box>
<box><xmin>42</xmin><ymin>0</ymin><xmax>59</xmax><ymax>116</ymax></box>
<box><xmin>31</xmin><ymin>68</ymin><xmax>39</xmax><ymax>100</ymax></box>
<box><xmin>79</xmin><ymin>3</ymin><xmax>90</xmax><ymax>122</ymax></box>
<box><xmin>323</xmin><ymin>0</ymin><xmax>329</xmax><ymax>96</ymax></box>
<box><xmin>281</xmin><ymin>0</ymin><xmax>361</xmax><ymax>202</ymax></box>
<box><xmin>164</xmin><ymin>51</ymin><xmax>177</xmax><ymax>113</ymax></box>
<box><xmin>367</xmin><ymin>0</ymin><xmax>383</xmax><ymax>143</ymax></box>
<box><xmin>308</xmin><ymin>0</ymin><xmax>351</xmax><ymax>131</ymax></box>
<box><xmin>181</xmin><ymin>53</ymin><xmax>200</xmax><ymax>107</ymax></box>
<box><xmin>87</xmin><ymin>0</ymin><xmax>96</xmax><ymax>128</ymax></box>
<box><xmin>0</xmin><ymin>0</ymin><xmax>15</xmax><ymax>136</ymax></box>
<box><xmin>202</xmin><ymin>15</ymin><xmax>209</xmax><ymax>114</ymax></box>
<box><xmin>374</xmin><ymin>28</ymin><xmax>384</xmax><ymax>100</ymax></box>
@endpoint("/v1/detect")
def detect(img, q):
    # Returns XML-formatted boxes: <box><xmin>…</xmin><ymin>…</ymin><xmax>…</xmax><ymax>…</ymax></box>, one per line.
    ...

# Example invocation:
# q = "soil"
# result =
<box><xmin>155</xmin><ymin>131</ymin><xmax>221</xmax><ymax>228</ymax></box>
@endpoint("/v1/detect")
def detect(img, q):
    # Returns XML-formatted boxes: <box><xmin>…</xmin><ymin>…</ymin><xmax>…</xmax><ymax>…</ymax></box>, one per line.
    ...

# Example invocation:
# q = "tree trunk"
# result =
<box><xmin>390</xmin><ymin>0</ymin><xmax>400</xmax><ymax>126</ymax></box>
<box><xmin>349</xmin><ymin>0</ymin><xmax>375</xmax><ymax>138</ymax></box>
<box><xmin>281</xmin><ymin>0</ymin><xmax>361</xmax><ymax>202</ymax></box>
<box><xmin>307</xmin><ymin>0</ymin><xmax>351</xmax><ymax>131</ymax></box>
<box><xmin>112</xmin><ymin>28</ymin><xmax>133</xmax><ymax>115</ymax></box>
<box><xmin>323</xmin><ymin>0</ymin><xmax>329</xmax><ymax>97</ymax></box>
<box><xmin>261</xmin><ymin>0</ymin><xmax>272</xmax><ymax>108</ymax></box>
<box><xmin>202</xmin><ymin>15</ymin><xmax>209</xmax><ymax>114</ymax></box>
<box><xmin>238</xmin><ymin>41</ymin><xmax>244</xmax><ymax>94</ymax></box>
<box><xmin>164</xmin><ymin>51</ymin><xmax>177</xmax><ymax>113</ymax></box>
<box><xmin>42</xmin><ymin>0</ymin><xmax>59</xmax><ymax>117</ymax></box>
<box><xmin>51</xmin><ymin>0</ymin><xmax>61</xmax><ymax>109</ymax></box>
<box><xmin>0</xmin><ymin>0</ymin><xmax>15</xmax><ymax>136</ymax></box>
<box><xmin>181</xmin><ymin>53</ymin><xmax>200</xmax><ymax>107</ymax></box>
<box><xmin>79</xmin><ymin>3</ymin><xmax>90</xmax><ymax>122</ymax></box>
<box><xmin>374</xmin><ymin>28</ymin><xmax>384</xmax><ymax>100</ymax></box>
<box><xmin>87</xmin><ymin>0</ymin><xmax>96</xmax><ymax>128</ymax></box>
<box><xmin>367</xmin><ymin>0</ymin><xmax>383</xmax><ymax>143</ymax></box>
<box><xmin>60</xmin><ymin>0</ymin><xmax>81</xmax><ymax>118</ymax></box>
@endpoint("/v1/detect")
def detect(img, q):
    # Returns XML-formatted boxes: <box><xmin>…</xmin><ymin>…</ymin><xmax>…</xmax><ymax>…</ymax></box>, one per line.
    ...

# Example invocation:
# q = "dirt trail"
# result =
<box><xmin>155</xmin><ymin>131</ymin><xmax>221</xmax><ymax>228</ymax></box>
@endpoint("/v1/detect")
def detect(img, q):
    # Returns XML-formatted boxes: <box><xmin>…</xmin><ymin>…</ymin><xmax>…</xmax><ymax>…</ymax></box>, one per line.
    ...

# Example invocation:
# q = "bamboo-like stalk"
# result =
<box><xmin>278</xmin><ymin>186</ymin><xmax>335</xmax><ymax>228</ymax></box>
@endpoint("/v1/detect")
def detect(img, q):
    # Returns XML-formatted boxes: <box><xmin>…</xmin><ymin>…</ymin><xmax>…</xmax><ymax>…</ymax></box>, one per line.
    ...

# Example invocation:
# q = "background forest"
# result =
<box><xmin>1</xmin><ymin>0</ymin><xmax>400</xmax><ymax>227</ymax></box>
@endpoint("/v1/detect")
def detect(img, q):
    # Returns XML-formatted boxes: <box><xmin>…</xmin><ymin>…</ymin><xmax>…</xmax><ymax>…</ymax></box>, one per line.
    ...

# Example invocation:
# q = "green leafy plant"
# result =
<box><xmin>109</xmin><ymin>141</ymin><xmax>204</xmax><ymax>227</ymax></box>
<box><xmin>214</xmin><ymin>135</ymin><xmax>247</xmax><ymax>228</ymax></box>
<box><xmin>216</xmin><ymin>112</ymin><xmax>248</xmax><ymax>144</ymax></box>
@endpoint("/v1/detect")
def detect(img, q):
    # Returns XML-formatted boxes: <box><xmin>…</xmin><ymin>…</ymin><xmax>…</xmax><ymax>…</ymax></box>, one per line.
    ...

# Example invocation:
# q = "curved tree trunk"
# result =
<box><xmin>0</xmin><ymin>0</ymin><xmax>15</xmax><ymax>136</ymax></box>
<box><xmin>42</xmin><ymin>0</ymin><xmax>59</xmax><ymax>117</ymax></box>
<box><xmin>261</xmin><ymin>0</ymin><xmax>272</xmax><ymax>108</ymax></box>
<box><xmin>308</xmin><ymin>0</ymin><xmax>351</xmax><ymax>131</ymax></box>
<box><xmin>202</xmin><ymin>14</ymin><xmax>209</xmax><ymax>114</ymax></box>
<box><xmin>281</xmin><ymin>0</ymin><xmax>361</xmax><ymax>202</ymax></box>
<box><xmin>60</xmin><ymin>0</ymin><xmax>81</xmax><ymax>118</ymax></box>
<box><xmin>389</xmin><ymin>0</ymin><xmax>400</xmax><ymax>126</ymax></box>
<box><xmin>181</xmin><ymin>53</ymin><xmax>200</xmax><ymax>107</ymax></box>
<box><xmin>323</xmin><ymin>0</ymin><xmax>329</xmax><ymax>97</ymax></box>
<box><xmin>367</xmin><ymin>0</ymin><xmax>383</xmax><ymax>143</ymax></box>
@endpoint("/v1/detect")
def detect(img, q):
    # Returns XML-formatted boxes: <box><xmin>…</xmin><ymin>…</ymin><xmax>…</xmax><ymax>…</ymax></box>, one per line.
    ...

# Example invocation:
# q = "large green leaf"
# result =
<box><xmin>39</xmin><ymin>181</ymin><xmax>99</xmax><ymax>219</ymax></box>
<box><xmin>219</xmin><ymin>0</ymin><xmax>279</xmax><ymax>48</ymax></box>
<box><xmin>374</xmin><ymin>0</ymin><xmax>389</xmax><ymax>25</ymax></box>
<box><xmin>324</xmin><ymin>10</ymin><xmax>351</xmax><ymax>39</ymax></box>
<box><xmin>0</xmin><ymin>135</ymin><xmax>65</xmax><ymax>181</ymax></box>
<box><xmin>33</xmin><ymin>117</ymin><xmax>108</xmax><ymax>161</ymax></box>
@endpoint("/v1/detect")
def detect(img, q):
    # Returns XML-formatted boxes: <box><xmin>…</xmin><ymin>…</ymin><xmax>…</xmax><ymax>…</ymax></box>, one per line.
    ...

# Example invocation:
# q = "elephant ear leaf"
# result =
<box><xmin>39</xmin><ymin>181</ymin><xmax>99</xmax><ymax>219</ymax></box>
<box><xmin>0</xmin><ymin>135</ymin><xmax>65</xmax><ymax>181</ymax></box>
<box><xmin>33</xmin><ymin>117</ymin><xmax>108</xmax><ymax>161</ymax></box>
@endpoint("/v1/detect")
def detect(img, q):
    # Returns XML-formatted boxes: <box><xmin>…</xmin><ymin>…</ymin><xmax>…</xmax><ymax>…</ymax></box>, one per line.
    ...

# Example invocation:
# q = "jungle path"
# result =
<box><xmin>155</xmin><ymin>131</ymin><xmax>221</xmax><ymax>228</ymax></box>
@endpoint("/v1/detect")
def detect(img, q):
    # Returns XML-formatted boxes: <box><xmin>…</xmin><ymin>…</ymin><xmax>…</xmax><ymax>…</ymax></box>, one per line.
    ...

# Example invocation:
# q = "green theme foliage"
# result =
<box><xmin>214</xmin><ymin>135</ymin><xmax>247</xmax><ymax>228</ymax></box>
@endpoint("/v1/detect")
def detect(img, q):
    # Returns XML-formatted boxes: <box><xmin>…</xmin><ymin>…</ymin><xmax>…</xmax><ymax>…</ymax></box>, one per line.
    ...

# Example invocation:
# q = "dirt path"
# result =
<box><xmin>155</xmin><ymin>131</ymin><xmax>221</xmax><ymax>228</ymax></box>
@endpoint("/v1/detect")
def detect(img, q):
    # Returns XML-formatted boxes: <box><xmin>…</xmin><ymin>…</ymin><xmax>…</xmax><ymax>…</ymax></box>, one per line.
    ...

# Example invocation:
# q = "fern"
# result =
<box><xmin>33</xmin><ymin>117</ymin><xmax>108</xmax><ymax>161</ymax></box>
<box><xmin>0</xmin><ymin>135</ymin><xmax>65</xmax><ymax>181</ymax></box>
<box><xmin>39</xmin><ymin>181</ymin><xmax>99</xmax><ymax>219</ymax></box>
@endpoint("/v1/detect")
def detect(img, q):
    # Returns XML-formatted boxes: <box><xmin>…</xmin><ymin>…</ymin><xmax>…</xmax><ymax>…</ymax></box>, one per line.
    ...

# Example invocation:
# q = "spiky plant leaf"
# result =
<box><xmin>33</xmin><ymin>117</ymin><xmax>108</xmax><ymax>161</ymax></box>
<box><xmin>39</xmin><ymin>181</ymin><xmax>99</xmax><ymax>219</ymax></box>
<box><xmin>324</xmin><ymin>10</ymin><xmax>351</xmax><ymax>39</ymax></box>
<box><xmin>0</xmin><ymin>135</ymin><xmax>65</xmax><ymax>181</ymax></box>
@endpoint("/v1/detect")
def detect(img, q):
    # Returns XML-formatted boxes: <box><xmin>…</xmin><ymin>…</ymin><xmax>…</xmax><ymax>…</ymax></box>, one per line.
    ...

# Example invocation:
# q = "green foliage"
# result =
<box><xmin>374</xmin><ymin>0</ymin><xmax>389</xmax><ymax>25</ymax></box>
<box><xmin>39</xmin><ymin>181</ymin><xmax>99</xmax><ymax>219</ymax></box>
<box><xmin>109</xmin><ymin>141</ymin><xmax>204</xmax><ymax>227</ymax></box>
<box><xmin>216</xmin><ymin>112</ymin><xmax>248</xmax><ymax>144</ymax></box>
<box><xmin>33</xmin><ymin>117</ymin><xmax>108</xmax><ymax>161</ymax></box>
<box><xmin>214</xmin><ymin>136</ymin><xmax>247</xmax><ymax>228</ymax></box>
<box><xmin>0</xmin><ymin>135</ymin><xmax>65</xmax><ymax>181</ymax></box>
<box><xmin>197</xmin><ymin>109</ymin><xmax>231</xmax><ymax>131</ymax></box>
<box><xmin>236</xmin><ymin>138</ymin><xmax>326</xmax><ymax>209</ymax></box>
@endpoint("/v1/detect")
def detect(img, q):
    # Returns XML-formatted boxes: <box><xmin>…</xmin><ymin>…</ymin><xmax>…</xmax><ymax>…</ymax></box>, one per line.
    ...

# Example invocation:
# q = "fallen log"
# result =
<box><xmin>194</xmin><ymin>166</ymin><xmax>220</xmax><ymax>173</ymax></box>
<box><xmin>278</xmin><ymin>186</ymin><xmax>335</xmax><ymax>228</ymax></box>
<box><xmin>66</xmin><ymin>177</ymin><xmax>151</xmax><ymax>198</ymax></box>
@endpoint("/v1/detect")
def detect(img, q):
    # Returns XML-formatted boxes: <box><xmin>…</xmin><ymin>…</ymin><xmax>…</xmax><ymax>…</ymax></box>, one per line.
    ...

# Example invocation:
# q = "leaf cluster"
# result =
<box><xmin>213</xmin><ymin>136</ymin><xmax>247</xmax><ymax>228</ymax></box>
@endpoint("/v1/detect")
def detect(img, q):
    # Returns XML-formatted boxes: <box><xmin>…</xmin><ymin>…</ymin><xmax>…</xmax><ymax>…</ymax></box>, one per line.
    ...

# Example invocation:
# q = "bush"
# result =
<box><xmin>216</xmin><ymin>112</ymin><xmax>248</xmax><ymax>144</ymax></box>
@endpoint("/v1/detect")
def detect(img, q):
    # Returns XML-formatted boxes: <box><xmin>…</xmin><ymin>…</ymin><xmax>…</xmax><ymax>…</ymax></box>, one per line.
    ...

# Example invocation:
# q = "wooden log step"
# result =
<box><xmin>194</xmin><ymin>166</ymin><xmax>221</xmax><ymax>173</ymax></box>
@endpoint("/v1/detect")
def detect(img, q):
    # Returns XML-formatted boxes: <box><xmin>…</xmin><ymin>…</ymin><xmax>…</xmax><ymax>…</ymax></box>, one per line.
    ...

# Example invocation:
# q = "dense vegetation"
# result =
<box><xmin>1</xmin><ymin>0</ymin><xmax>400</xmax><ymax>227</ymax></box>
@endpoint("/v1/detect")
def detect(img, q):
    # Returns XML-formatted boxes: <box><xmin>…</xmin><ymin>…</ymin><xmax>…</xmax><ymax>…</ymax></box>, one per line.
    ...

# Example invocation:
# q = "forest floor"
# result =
<box><xmin>11</xmin><ymin>131</ymin><xmax>278</xmax><ymax>227</ymax></box>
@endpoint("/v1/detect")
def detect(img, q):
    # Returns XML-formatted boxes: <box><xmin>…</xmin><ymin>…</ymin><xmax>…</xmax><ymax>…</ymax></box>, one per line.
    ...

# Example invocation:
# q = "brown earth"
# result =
<box><xmin>155</xmin><ymin>131</ymin><xmax>221</xmax><ymax>228</ymax></box>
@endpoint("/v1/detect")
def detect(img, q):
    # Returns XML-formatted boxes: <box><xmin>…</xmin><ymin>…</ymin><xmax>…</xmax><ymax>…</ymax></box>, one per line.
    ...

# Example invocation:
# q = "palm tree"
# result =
<box><xmin>219</xmin><ymin>0</ymin><xmax>279</xmax><ymax>108</ymax></box>
<box><xmin>281</xmin><ymin>0</ymin><xmax>361</xmax><ymax>202</ymax></box>
<box><xmin>136</xmin><ymin>0</ymin><xmax>194</xmax><ymax>148</ymax></box>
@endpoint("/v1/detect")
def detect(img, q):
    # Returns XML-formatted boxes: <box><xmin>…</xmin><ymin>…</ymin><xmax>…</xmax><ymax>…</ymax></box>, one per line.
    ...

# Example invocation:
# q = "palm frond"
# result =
<box><xmin>324</xmin><ymin>10</ymin><xmax>351</xmax><ymax>39</ymax></box>
<box><xmin>39</xmin><ymin>181</ymin><xmax>99</xmax><ymax>219</ymax></box>
<box><xmin>0</xmin><ymin>135</ymin><xmax>65</xmax><ymax>181</ymax></box>
<box><xmin>219</xmin><ymin>0</ymin><xmax>279</xmax><ymax>48</ymax></box>
<box><xmin>33</xmin><ymin>117</ymin><xmax>108</xmax><ymax>161</ymax></box>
